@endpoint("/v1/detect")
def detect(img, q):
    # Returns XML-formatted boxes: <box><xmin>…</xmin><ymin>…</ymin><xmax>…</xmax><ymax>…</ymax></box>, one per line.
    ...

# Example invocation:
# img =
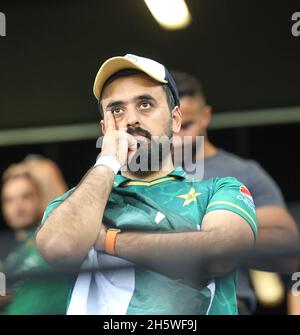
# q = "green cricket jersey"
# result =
<box><xmin>0</xmin><ymin>226</ymin><xmax>70</xmax><ymax>315</ymax></box>
<box><xmin>42</xmin><ymin>167</ymin><xmax>257</xmax><ymax>315</ymax></box>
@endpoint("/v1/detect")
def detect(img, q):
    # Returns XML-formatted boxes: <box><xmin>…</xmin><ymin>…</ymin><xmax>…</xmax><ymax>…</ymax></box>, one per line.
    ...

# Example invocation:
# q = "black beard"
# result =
<box><xmin>126</xmin><ymin>125</ymin><xmax>173</xmax><ymax>177</ymax></box>
<box><xmin>127</xmin><ymin>139</ymin><xmax>171</xmax><ymax>177</ymax></box>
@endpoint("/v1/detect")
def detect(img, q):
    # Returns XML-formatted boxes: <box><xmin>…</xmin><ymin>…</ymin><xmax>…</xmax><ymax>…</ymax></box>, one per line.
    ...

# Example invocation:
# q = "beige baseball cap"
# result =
<box><xmin>93</xmin><ymin>53</ymin><xmax>180</xmax><ymax>106</ymax></box>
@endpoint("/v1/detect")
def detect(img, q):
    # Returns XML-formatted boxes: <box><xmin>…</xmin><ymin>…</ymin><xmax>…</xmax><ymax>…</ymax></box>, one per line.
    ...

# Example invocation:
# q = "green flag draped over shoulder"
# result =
<box><xmin>105</xmin><ymin>187</ymin><xmax>198</xmax><ymax>230</ymax></box>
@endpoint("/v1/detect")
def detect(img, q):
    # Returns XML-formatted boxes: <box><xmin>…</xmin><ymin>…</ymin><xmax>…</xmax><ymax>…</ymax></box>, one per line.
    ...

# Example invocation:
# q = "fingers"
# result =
<box><xmin>101</xmin><ymin>112</ymin><xmax>139</xmax><ymax>166</ymax></box>
<box><xmin>104</xmin><ymin>110</ymin><xmax>116</xmax><ymax>132</ymax></box>
<box><xmin>126</xmin><ymin>133</ymin><xmax>138</xmax><ymax>165</ymax></box>
<box><xmin>126</xmin><ymin>133</ymin><xmax>138</xmax><ymax>151</ymax></box>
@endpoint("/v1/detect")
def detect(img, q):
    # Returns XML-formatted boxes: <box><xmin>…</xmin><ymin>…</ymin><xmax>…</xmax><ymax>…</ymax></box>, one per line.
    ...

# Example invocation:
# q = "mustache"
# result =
<box><xmin>126</xmin><ymin>127</ymin><xmax>152</xmax><ymax>141</ymax></box>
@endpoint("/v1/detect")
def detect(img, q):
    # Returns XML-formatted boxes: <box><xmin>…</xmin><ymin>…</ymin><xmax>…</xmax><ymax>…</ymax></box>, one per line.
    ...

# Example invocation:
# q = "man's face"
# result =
<box><xmin>2</xmin><ymin>177</ymin><xmax>40</xmax><ymax>231</ymax></box>
<box><xmin>100</xmin><ymin>74</ymin><xmax>181</xmax><ymax>173</ymax></box>
<box><xmin>101</xmin><ymin>74</ymin><xmax>175</xmax><ymax>137</ymax></box>
<box><xmin>177</xmin><ymin>95</ymin><xmax>211</xmax><ymax>139</ymax></box>
<box><xmin>172</xmin><ymin>95</ymin><xmax>211</xmax><ymax>156</ymax></box>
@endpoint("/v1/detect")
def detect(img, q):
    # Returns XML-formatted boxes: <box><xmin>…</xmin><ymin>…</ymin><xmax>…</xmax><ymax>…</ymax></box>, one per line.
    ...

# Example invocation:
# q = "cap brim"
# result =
<box><xmin>93</xmin><ymin>56</ymin><xmax>167</xmax><ymax>100</ymax></box>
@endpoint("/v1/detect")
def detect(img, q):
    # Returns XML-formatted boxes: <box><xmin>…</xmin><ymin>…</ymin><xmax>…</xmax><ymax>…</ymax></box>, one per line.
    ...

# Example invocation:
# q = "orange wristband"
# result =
<box><xmin>104</xmin><ymin>229</ymin><xmax>121</xmax><ymax>255</ymax></box>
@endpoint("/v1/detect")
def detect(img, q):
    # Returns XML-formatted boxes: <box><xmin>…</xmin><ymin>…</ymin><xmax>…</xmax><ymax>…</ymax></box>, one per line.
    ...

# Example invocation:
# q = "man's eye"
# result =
<box><xmin>112</xmin><ymin>107</ymin><xmax>124</xmax><ymax>115</ymax></box>
<box><xmin>139</xmin><ymin>102</ymin><xmax>151</xmax><ymax>110</ymax></box>
<box><xmin>181</xmin><ymin>122</ymin><xmax>193</xmax><ymax>130</ymax></box>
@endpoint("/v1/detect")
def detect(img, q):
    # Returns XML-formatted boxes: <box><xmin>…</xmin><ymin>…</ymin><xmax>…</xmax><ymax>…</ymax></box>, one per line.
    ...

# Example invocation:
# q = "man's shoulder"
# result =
<box><xmin>204</xmin><ymin>149</ymin><xmax>266</xmax><ymax>181</ymax></box>
<box><xmin>216</xmin><ymin>149</ymin><xmax>261</xmax><ymax>170</ymax></box>
<box><xmin>187</xmin><ymin>175</ymin><xmax>242</xmax><ymax>190</ymax></box>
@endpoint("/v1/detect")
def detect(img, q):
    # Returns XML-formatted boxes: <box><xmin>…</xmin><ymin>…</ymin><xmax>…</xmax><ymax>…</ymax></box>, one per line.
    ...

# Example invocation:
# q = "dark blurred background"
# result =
<box><xmin>0</xmin><ymin>0</ymin><xmax>300</xmax><ymax>314</ymax></box>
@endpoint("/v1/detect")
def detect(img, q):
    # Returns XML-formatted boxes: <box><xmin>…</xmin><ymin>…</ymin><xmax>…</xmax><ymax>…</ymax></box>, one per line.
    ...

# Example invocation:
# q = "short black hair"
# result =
<box><xmin>98</xmin><ymin>69</ymin><xmax>175</xmax><ymax>119</ymax></box>
<box><xmin>171</xmin><ymin>70</ymin><xmax>206</xmax><ymax>103</ymax></box>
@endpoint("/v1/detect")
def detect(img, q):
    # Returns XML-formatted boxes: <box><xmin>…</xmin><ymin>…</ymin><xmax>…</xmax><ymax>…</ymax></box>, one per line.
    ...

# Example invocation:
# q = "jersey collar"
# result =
<box><xmin>113</xmin><ymin>166</ymin><xmax>186</xmax><ymax>187</ymax></box>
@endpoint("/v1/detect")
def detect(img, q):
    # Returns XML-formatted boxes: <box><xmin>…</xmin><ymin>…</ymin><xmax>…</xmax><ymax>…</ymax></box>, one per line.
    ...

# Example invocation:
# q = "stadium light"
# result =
<box><xmin>144</xmin><ymin>0</ymin><xmax>192</xmax><ymax>30</ymax></box>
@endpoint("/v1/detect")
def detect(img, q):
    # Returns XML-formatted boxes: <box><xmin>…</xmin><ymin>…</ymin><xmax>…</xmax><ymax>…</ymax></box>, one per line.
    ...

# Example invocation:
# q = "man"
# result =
<box><xmin>0</xmin><ymin>172</ymin><xmax>70</xmax><ymax>315</ymax></box>
<box><xmin>2</xmin><ymin>155</ymin><xmax>68</xmax><ymax>217</ymax></box>
<box><xmin>37</xmin><ymin>54</ymin><xmax>257</xmax><ymax>315</ymax></box>
<box><xmin>171</xmin><ymin>70</ymin><xmax>299</xmax><ymax>313</ymax></box>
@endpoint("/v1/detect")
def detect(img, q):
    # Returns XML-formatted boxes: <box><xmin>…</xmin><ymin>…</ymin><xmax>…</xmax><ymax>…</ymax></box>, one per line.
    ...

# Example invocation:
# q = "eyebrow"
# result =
<box><xmin>105</xmin><ymin>94</ymin><xmax>158</xmax><ymax>110</ymax></box>
<box><xmin>181</xmin><ymin>120</ymin><xmax>195</xmax><ymax>126</ymax></box>
<box><xmin>135</xmin><ymin>94</ymin><xmax>157</xmax><ymax>103</ymax></box>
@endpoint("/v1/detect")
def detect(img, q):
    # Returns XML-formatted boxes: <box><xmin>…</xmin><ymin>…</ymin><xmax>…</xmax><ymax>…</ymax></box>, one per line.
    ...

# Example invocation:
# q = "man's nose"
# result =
<box><xmin>126</xmin><ymin>108</ymin><xmax>140</xmax><ymax>128</ymax></box>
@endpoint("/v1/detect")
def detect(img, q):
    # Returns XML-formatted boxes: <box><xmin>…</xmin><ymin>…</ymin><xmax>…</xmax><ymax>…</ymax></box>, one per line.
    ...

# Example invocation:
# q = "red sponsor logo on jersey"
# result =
<box><xmin>240</xmin><ymin>185</ymin><xmax>254</xmax><ymax>204</ymax></box>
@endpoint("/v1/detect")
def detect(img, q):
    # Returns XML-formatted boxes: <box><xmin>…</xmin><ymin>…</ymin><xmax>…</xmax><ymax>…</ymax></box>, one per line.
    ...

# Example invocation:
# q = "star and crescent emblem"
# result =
<box><xmin>176</xmin><ymin>187</ymin><xmax>201</xmax><ymax>206</ymax></box>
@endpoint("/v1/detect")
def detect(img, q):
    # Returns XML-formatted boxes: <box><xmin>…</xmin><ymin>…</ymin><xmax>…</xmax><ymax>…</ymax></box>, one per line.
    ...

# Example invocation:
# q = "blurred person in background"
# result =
<box><xmin>0</xmin><ymin>156</ymin><xmax>68</xmax><ymax>262</ymax></box>
<box><xmin>0</xmin><ymin>170</ymin><xmax>70</xmax><ymax>315</ymax></box>
<box><xmin>171</xmin><ymin>70</ymin><xmax>300</xmax><ymax>314</ymax></box>
<box><xmin>2</xmin><ymin>155</ymin><xmax>68</xmax><ymax>217</ymax></box>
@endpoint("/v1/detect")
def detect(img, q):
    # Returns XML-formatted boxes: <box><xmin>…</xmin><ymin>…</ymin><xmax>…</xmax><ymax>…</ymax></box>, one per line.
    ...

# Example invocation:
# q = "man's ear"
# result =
<box><xmin>172</xmin><ymin>106</ymin><xmax>182</xmax><ymax>134</ymax></box>
<box><xmin>100</xmin><ymin>119</ymin><xmax>105</xmax><ymax>135</ymax></box>
<box><xmin>202</xmin><ymin>105</ymin><xmax>212</xmax><ymax>129</ymax></box>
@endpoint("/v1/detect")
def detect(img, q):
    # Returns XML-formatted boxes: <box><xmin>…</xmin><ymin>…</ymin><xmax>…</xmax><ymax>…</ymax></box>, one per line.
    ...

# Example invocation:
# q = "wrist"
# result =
<box><xmin>104</xmin><ymin>228</ymin><xmax>122</xmax><ymax>256</ymax></box>
<box><xmin>94</xmin><ymin>155</ymin><xmax>121</xmax><ymax>175</ymax></box>
<box><xmin>94</xmin><ymin>225</ymin><xmax>107</xmax><ymax>252</ymax></box>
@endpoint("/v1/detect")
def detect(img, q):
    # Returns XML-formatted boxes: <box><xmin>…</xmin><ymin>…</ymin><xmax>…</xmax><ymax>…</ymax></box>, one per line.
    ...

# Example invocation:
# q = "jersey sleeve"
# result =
<box><xmin>205</xmin><ymin>177</ymin><xmax>258</xmax><ymax>239</ymax></box>
<box><xmin>41</xmin><ymin>187</ymin><xmax>76</xmax><ymax>225</ymax></box>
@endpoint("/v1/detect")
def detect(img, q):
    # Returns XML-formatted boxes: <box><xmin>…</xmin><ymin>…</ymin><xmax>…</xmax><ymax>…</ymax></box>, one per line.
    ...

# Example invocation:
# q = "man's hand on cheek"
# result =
<box><xmin>101</xmin><ymin>111</ymin><xmax>138</xmax><ymax>167</ymax></box>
